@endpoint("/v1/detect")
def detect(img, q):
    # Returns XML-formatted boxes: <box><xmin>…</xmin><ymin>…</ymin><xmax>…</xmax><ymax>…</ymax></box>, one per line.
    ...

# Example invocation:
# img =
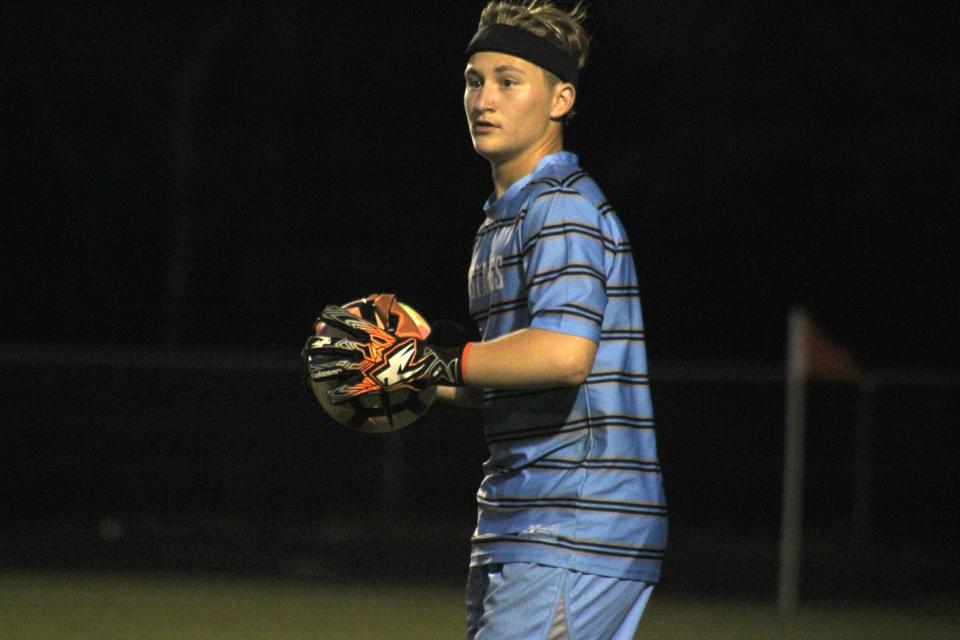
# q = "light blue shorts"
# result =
<box><xmin>466</xmin><ymin>562</ymin><xmax>654</xmax><ymax>640</ymax></box>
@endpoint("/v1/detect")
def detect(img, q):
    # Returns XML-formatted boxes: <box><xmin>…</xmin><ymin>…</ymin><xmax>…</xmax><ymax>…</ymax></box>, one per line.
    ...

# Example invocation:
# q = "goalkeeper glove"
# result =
<box><xmin>302</xmin><ymin>304</ymin><xmax>468</xmax><ymax>404</ymax></box>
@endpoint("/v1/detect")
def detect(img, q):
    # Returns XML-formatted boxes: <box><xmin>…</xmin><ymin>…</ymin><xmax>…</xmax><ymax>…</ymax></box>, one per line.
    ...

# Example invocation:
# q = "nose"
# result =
<box><xmin>472</xmin><ymin>82</ymin><xmax>495</xmax><ymax>114</ymax></box>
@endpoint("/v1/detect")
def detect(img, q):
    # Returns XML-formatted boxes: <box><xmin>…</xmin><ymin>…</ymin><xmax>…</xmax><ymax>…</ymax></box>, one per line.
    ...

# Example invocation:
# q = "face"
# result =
<box><xmin>463</xmin><ymin>51</ymin><xmax>563</xmax><ymax>164</ymax></box>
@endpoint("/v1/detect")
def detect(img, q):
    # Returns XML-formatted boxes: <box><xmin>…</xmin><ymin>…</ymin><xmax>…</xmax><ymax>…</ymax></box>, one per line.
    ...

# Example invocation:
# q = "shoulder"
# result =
<box><xmin>527</xmin><ymin>157</ymin><xmax>595</xmax><ymax>201</ymax></box>
<box><xmin>523</xmin><ymin>161</ymin><xmax>606</xmax><ymax>231</ymax></box>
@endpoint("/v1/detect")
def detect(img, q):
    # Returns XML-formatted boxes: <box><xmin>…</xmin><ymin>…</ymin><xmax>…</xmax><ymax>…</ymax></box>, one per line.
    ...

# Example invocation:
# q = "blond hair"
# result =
<box><xmin>477</xmin><ymin>1</ymin><xmax>591</xmax><ymax>82</ymax></box>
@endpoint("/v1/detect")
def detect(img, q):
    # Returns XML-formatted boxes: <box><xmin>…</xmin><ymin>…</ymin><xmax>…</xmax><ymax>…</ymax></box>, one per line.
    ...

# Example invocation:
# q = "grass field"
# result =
<box><xmin>1</xmin><ymin>571</ymin><xmax>957</xmax><ymax>639</ymax></box>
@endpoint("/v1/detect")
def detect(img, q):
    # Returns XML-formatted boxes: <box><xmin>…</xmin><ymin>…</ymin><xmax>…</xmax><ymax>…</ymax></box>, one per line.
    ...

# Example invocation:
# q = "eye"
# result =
<box><xmin>465</xmin><ymin>78</ymin><xmax>482</xmax><ymax>89</ymax></box>
<box><xmin>500</xmin><ymin>78</ymin><xmax>516</xmax><ymax>88</ymax></box>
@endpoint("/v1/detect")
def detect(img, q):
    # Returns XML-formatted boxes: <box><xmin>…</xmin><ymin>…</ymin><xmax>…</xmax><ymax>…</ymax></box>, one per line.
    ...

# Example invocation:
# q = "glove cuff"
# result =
<box><xmin>460</xmin><ymin>342</ymin><xmax>473</xmax><ymax>385</ymax></box>
<box><xmin>424</xmin><ymin>342</ymin><xmax>468</xmax><ymax>387</ymax></box>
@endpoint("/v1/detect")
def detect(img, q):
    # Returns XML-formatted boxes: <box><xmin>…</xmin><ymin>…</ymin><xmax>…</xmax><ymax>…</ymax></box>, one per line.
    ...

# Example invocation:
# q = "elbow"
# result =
<box><xmin>564</xmin><ymin>366</ymin><xmax>589</xmax><ymax>386</ymax></box>
<box><xmin>559</xmin><ymin>351</ymin><xmax>595</xmax><ymax>386</ymax></box>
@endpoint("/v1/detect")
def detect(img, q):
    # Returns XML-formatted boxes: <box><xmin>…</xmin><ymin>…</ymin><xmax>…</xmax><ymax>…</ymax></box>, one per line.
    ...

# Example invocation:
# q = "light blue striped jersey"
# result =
<box><xmin>467</xmin><ymin>151</ymin><xmax>667</xmax><ymax>582</ymax></box>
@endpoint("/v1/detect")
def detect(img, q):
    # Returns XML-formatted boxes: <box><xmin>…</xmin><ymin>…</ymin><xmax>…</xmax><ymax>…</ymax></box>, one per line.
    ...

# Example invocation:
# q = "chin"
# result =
<box><xmin>471</xmin><ymin>137</ymin><xmax>497</xmax><ymax>157</ymax></box>
<box><xmin>472</xmin><ymin>139</ymin><xmax>512</xmax><ymax>163</ymax></box>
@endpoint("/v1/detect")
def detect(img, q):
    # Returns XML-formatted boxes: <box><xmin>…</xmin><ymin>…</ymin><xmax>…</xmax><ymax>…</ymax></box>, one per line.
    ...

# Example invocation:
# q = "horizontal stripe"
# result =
<box><xmin>585</xmin><ymin>379</ymin><xmax>649</xmax><ymax>388</ymax></box>
<box><xmin>472</xmin><ymin>534</ymin><xmax>666</xmax><ymax>561</ymax></box>
<box><xmin>485</xmin><ymin>422</ymin><xmax>598</xmax><ymax>445</ymax></box>
<box><xmin>477</xmin><ymin>494</ymin><xmax>667</xmax><ymax>517</ymax></box>
<box><xmin>586</xmin><ymin>371</ymin><xmax>649</xmax><ymax>383</ymax></box>
<box><xmin>529</xmin><ymin>457</ymin><xmax>662</xmax><ymax>472</ymax></box>
<box><xmin>525</xmin><ymin>228</ymin><xmax>615</xmax><ymax>255</ymax></box>
<box><xmin>531</xmin><ymin>305</ymin><xmax>603</xmax><ymax>325</ymax></box>
<box><xmin>583</xmin><ymin>378</ymin><xmax>650</xmax><ymax>388</ymax></box>
<box><xmin>529</xmin><ymin>221</ymin><xmax>604</xmax><ymax>242</ymax></box>
<box><xmin>470</xmin><ymin>296</ymin><xmax>528</xmax><ymax>321</ymax></box>
<box><xmin>528</xmin><ymin>264</ymin><xmax>606</xmax><ymax>288</ymax></box>
<box><xmin>522</xmin><ymin>222</ymin><xmax>611</xmax><ymax>254</ymax></box>
<box><xmin>485</xmin><ymin>414</ymin><xmax>655</xmax><ymax>445</ymax></box>
<box><xmin>496</xmin><ymin>242</ymin><xmax>630</xmax><ymax>272</ymax></box>
<box><xmin>568</xmin><ymin>414</ymin><xmax>655</xmax><ymax>426</ymax></box>
<box><xmin>597</xmin><ymin>202</ymin><xmax>616</xmax><ymax>216</ymax></box>
<box><xmin>600</xmin><ymin>330</ymin><xmax>646</xmax><ymax>341</ymax></box>
<box><xmin>499</xmin><ymin>254</ymin><xmax>523</xmax><ymax>269</ymax></box>
<box><xmin>476</xmin><ymin>204</ymin><xmax>530</xmax><ymax>237</ymax></box>
<box><xmin>584</xmin><ymin>378</ymin><xmax>650</xmax><ymax>387</ymax></box>
<box><xmin>606</xmin><ymin>285</ymin><xmax>640</xmax><ymax>294</ymax></box>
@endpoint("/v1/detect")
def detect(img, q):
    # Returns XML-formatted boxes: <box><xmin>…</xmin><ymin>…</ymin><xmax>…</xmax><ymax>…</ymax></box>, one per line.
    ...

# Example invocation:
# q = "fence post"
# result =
<box><xmin>778</xmin><ymin>307</ymin><xmax>808</xmax><ymax>614</ymax></box>
<box><xmin>851</xmin><ymin>377</ymin><xmax>877</xmax><ymax>556</ymax></box>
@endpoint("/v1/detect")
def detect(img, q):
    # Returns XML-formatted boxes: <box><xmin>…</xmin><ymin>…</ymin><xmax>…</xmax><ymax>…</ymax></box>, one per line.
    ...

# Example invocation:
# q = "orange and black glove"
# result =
<box><xmin>302</xmin><ymin>304</ymin><xmax>467</xmax><ymax>404</ymax></box>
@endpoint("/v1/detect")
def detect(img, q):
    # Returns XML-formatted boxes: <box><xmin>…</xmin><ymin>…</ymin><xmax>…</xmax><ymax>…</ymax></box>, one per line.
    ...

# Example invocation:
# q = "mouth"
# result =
<box><xmin>472</xmin><ymin>120</ymin><xmax>498</xmax><ymax>134</ymax></box>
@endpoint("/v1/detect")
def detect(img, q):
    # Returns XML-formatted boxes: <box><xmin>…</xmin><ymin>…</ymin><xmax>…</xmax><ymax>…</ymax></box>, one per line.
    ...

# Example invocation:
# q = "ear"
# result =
<box><xmin>550</xmin><ymin>82</ymin><xmax>576</xmax><ymax>120</ymax></box>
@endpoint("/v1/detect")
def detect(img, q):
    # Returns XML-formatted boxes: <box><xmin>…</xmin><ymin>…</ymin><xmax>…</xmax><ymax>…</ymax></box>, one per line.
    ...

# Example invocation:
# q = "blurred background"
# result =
<box><xmin>1</xmin><ymin>1</ymin><xmax>958</xmax><ymax>635</ymax></box>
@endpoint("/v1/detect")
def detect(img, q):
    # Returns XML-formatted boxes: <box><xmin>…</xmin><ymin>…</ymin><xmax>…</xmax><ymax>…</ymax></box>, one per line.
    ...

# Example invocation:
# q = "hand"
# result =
<box><xmin>302</xmin><ymin>304</ymin><xmax>466</xmax><ymax>404</ymax></box>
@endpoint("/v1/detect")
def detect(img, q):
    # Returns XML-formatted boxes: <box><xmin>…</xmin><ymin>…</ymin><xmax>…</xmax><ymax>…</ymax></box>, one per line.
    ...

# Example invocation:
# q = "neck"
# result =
<box><xmin>490</xmin><ymin>132</ymin><xmax>564</xmax><ymax>198</ymax></box>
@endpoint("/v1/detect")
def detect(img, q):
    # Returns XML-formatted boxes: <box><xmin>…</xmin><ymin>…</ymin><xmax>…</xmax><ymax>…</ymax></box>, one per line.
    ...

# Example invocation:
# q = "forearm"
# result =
<box><xmin>461</xmin><ymin>327</ymin><xmax>596</xmax><ymax>389</ymax></box>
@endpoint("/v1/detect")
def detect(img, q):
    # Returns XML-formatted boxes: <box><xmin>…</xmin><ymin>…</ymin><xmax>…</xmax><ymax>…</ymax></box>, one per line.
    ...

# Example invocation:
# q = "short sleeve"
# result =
<box><xmin>520</xmin><ymin>188</ymin><xmax>608</xmax><ymax>343</ymax></box>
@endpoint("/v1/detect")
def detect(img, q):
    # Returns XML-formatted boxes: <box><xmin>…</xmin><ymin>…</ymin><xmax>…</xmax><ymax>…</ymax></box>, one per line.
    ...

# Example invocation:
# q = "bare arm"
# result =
<box><xmin>462</xmin><ymin>327</ymin><xmax>596</xmax><ymax>388</ymax></box>
<box><xmin>434</xmin><ymin>328</ymin><xmax>595</xmax><ymax>407</ymax></box>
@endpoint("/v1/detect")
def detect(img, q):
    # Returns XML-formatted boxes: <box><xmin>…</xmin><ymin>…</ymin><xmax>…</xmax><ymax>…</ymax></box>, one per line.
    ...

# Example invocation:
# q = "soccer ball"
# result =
<box><xmin>308</xmin><ymin>293</ymin><xmax>437</xmax><ymax>433</ymax></box>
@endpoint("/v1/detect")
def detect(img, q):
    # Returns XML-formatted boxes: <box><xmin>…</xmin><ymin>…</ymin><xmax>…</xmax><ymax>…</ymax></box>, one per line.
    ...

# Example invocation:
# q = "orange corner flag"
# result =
<box><xmin>788</xmin><ymin>308</ymin><xmax>863</xmax><ymax>384</ymax></box>
<box><xmin>804</xmin><ymin>314</ymin><xmax>863</xmax><ymax>383</ymax></box>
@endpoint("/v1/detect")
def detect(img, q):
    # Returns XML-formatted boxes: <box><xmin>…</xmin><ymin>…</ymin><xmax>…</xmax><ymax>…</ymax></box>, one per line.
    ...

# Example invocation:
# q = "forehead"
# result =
<box><xmin>465</xmin><ymin>51</ymin><xmax>541</xmax><ymax>75</ymax></box>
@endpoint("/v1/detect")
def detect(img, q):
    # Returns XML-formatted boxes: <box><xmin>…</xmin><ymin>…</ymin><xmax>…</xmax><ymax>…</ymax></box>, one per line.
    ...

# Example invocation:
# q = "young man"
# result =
<box><xmin>304</xmin><ymin>2</ymin><xmax>666</xmax><ymax>637</ymax></box>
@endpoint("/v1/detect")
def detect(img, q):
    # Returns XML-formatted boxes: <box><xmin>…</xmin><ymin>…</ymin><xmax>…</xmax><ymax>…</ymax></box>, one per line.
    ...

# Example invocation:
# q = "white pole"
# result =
<box><xmin>778</xmin><ymin>307</ymin><xmax>809</xmax><ymax>614</ymax></box>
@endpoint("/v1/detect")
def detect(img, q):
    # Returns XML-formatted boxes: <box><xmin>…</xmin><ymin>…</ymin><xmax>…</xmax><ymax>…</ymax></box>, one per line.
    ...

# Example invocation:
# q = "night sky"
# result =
<box><xmin>3</xmin><ymin>2</ymin><xmax>958</xmax><ymax>370</ymax></box>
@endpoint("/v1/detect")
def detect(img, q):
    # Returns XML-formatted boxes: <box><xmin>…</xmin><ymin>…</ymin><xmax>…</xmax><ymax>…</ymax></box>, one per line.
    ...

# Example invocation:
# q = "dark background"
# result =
<box><xmin>2</xmin><ymin>1</ymin><xmax>958</xmax><ymax>603</ymax></box>
<box><xmin>4</xmin><ymin>1</ymin><xmax>958</xmax><ymax>366</ymax></box>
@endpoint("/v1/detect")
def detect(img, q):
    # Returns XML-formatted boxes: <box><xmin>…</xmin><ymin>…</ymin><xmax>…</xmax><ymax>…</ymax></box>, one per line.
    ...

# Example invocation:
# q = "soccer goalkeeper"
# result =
<box><xmin>305</xmin><ymin>2</ymin><xmax>667</xmax><ymax>638</ymax></box>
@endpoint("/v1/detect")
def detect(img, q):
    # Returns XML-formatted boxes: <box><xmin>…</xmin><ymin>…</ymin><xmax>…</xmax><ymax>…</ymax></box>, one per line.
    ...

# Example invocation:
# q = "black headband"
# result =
<box><xmin>465</xmin><ymin>24</ymin><xmax>579</xmax><ymax>86</ymax></box>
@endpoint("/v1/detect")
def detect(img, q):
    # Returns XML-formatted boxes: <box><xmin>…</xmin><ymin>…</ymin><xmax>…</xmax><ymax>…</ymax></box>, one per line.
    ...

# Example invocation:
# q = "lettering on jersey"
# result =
<box><xmin>520</xmin><ymin>523</ymin><xmax>560</xmax><ymax>539</ymax></box>
<box><xmin>469</xmin><ymin>255</ymin><xmax>505</xmax><ymax>300</ymax></box>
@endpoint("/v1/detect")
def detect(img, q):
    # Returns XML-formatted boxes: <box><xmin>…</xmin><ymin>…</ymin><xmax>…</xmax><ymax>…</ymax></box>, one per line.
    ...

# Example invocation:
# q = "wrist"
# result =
<box><xmin>424</xmin><ymin>341</ymin><xmax>469</xmax><ymax>387</ymax></box>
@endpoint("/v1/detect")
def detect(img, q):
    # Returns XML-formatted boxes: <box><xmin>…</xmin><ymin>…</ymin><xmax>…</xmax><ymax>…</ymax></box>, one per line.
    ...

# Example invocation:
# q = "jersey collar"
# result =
<box><xmin>483</xmin><ymin>151</ymin><xmax>580</xmax><ymax>220</ymax></box>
